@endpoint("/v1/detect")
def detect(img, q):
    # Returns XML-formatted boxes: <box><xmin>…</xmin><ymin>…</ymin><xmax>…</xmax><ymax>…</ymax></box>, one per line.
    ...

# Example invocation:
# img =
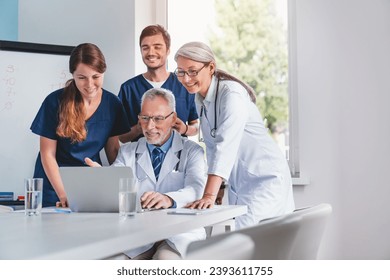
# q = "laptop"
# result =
<box><xmin>59</xmin><ymin>166</ymin><xmax>133</xmax><ymax>212</ymax></box>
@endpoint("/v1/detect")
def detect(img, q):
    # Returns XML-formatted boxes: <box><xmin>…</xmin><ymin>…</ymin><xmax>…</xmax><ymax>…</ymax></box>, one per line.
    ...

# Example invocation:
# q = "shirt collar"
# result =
<box><xmin>147</xmin><ymin>131</ymin><xmax>174</xmax><ymax>154</ymax></box>
<box><xmin>196</xmin><ymin>76</ymin><xmax>218</xmax><ymax>106</ymax></box>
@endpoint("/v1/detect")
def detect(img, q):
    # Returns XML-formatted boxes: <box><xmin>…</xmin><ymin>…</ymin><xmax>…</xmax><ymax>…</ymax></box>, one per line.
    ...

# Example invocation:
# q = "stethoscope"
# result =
<box><xmin>199</xmin><ymin>79</ymin><xmax>220</xmax><ymax>142</ymax></box>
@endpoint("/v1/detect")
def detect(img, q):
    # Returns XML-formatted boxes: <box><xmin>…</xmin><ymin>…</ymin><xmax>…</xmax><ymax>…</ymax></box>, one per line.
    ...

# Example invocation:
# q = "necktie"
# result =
<box><xmin>152</xmin><ymin>148</ymin><xmax>163</xmax><ymax>180</ymax></box>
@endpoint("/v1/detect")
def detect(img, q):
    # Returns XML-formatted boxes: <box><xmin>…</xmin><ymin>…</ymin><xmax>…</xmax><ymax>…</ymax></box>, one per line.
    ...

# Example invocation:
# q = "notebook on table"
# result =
<box><xmin>59</xmin><ymin>166</ymin><xmax>133</xmax><ymax>213</ymax></box>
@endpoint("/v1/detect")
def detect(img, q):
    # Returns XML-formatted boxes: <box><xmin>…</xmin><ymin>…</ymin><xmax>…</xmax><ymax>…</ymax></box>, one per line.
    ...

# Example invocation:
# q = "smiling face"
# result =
<box><xmin>175</xmin><ymin>56</ymin><xmax>214</xmax><ymax>97</ymax></box>
<box><xmin>139</xmin><ymin>95</ymin><xmax>176</xmax><ymax>146</ymax></box>
<box><xmin>140</xmin><ymin>34</ymin><xmax>170</xmax><ymax>71</ymax></box>
<box><xmin>72</xmin><ymin>63</ymin><xmax>104</xmax><ymax>101</ymax></box>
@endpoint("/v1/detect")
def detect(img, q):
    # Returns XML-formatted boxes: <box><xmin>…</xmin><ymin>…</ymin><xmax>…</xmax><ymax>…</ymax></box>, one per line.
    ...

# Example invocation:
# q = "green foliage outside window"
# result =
<box><xmin>209</xmin><ymin>0</ymin><xmax>288</xmax><ymax>135</ymax></box>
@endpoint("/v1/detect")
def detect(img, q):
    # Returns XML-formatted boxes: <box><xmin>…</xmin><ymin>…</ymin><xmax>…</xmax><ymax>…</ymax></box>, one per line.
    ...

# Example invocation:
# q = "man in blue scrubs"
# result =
<box><xmin>118</xmin><ymin>25</ymin><xmax>198</xmax><ymax>143</ymax></box>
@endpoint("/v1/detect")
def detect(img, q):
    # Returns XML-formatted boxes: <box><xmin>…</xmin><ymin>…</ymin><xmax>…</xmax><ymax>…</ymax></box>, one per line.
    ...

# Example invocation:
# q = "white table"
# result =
<box><xmin>0</xmin><ymin>205</ymin><xmax>246</xmax><ymax>260</ymax></box>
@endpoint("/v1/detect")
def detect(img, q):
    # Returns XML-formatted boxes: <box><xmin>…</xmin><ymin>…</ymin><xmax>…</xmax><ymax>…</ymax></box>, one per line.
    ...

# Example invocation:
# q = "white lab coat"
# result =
<box><xmin>113</xmin><ymin>131</ymin><xmax>207</xmax><ymax>258</ymax></box>
<box><xmin>196</xmin><ymin>76</ymin><xmax>295</xmax><ymax>229</ymax></box>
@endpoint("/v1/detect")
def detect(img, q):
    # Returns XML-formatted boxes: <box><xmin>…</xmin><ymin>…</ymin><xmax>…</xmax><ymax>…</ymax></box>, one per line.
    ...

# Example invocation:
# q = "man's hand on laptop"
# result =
<box><xmin>141</xmin><ymin>191</ymin><xmax>173</xmax><ymax>210</ymax></box>
<box><xmin>84</xmin><ymin>157</ymin><xmax>102</xmax><ymax>167</ymax></box>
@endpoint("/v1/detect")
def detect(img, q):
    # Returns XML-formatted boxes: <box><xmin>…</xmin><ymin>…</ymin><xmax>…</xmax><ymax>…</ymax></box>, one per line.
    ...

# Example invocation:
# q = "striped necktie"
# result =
<box><xmin>152</xmin><ymin>147</ymin><xmax>163</xmax><ymax>180</ymax></box>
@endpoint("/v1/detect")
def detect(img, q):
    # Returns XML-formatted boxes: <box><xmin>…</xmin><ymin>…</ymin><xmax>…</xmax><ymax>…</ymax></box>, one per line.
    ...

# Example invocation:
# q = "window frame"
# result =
<box><xmin>287</xmin><ymin>0</ymin><xmax>300</xmax><ymax>178</ymax></box>
<box><xmin>164</xmin><ymin>0</ymin><xmax>307</xmax><ymax>184</ymax></box>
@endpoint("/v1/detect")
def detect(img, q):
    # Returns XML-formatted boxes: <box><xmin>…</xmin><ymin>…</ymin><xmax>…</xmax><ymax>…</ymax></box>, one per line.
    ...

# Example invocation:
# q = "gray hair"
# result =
<box><xmin>174</xmin><ymin>41</ymin><xmax>257</xmax><ymax>103</ymax></box>
<box><xmin>141</xmin><ymin>88</ymin><xmax>176</xmax><ymax>112</ymax></box>
<box><xmin>174</xmin><ymin>41</ymin><xmax>216</xmax><ymax>65</ymax></box>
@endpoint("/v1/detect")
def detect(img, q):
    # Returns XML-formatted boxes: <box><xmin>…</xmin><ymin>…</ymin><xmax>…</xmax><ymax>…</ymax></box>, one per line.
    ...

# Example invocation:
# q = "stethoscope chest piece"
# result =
<box><xmin>210</xmin><ymin>79</ymin><xmax>220</xmax><ymax>138</ymax></box>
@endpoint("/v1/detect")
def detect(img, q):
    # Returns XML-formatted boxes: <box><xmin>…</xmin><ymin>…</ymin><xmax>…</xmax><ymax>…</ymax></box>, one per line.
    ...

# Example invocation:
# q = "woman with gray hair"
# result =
<box><xmin>174</xmin><ymin>41</ymin><xmax>295</xmax><ymax>229</ymax></box>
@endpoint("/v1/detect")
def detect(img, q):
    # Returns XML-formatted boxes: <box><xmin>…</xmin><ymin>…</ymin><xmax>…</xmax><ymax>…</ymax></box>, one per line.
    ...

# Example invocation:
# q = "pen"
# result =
<box><xmin>138</xmin><ymin>208</ymin><xmax>160</xmax><ymax>212</ymax></box>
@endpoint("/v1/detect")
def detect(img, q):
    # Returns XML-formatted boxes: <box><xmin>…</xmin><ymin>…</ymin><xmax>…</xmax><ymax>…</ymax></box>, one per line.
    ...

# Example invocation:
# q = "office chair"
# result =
<box><xmin>187</xmin><ymin>213</ymin><xmax>302</xmax><ymax>260</ymax></box>
<box><xmin>185</xmin><ymin>233</ymin><xmax>255</xmax><ymax>260</ymax></box>
<box><xmin>289</xmin><ymin>203</ymin><xmax>332</xmax><ymax>260</ymax></box>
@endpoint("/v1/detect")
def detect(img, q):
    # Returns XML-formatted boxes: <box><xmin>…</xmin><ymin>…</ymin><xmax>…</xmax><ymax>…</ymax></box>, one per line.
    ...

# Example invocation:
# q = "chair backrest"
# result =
<box><xmin>247</xmin><ymin>213</ymin><xmax>302</xmax><ymax>259</ymax></box>
<box><xmin>289</xmin><ymin>203</ymin><xmax>332</xmax><ymax>260</ymax></box>
<box><xmin>185</xmin><ymin>233</ymin><xmax>255</xmax><ymax>260</ymax></box>
<box><xmin>187</xmin><ymin>213</ymin><xmax>302</xmax><ymax>260</ymax></box>
<box><xmin>0</xmin><ymin>205</ymin><xmax>14</xmax><ymax>213</ymax></box>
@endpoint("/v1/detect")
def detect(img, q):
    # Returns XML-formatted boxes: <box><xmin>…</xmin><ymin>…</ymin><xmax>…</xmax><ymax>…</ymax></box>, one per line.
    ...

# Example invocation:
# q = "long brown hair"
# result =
<box><xmin>56</xmin><ymin>43</ymin><xmax>106</xmax><ymax>143</ymax></box>
<box><xmin>215</xmin><ymin>69</ymin><xmax>256</xmax><ymax>103</ymax></box>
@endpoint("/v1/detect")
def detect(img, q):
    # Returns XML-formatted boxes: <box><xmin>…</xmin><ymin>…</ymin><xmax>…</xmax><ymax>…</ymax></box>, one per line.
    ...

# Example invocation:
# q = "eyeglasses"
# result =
<box><xmin>174</xmin><ymin>64</ymin><xmax>207</xmax><ymax>78</ymax></box>
<box><xmin>138</xmin><ymin>111</ymin><xmax>174</xmax><ymax>124</ymax></box>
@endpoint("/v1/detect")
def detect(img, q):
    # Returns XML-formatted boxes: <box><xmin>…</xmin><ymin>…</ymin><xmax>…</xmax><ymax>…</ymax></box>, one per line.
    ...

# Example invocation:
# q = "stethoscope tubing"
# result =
<box><xmin>200</xmin><ymin>79</ymin><xmax>220</xmax><ymax>139</ymax></box>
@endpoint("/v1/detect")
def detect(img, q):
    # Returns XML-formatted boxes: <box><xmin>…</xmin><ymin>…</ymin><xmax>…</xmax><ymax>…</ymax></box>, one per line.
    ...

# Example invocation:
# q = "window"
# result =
<box><xmin>167</xmin><ymin>0</ymin><xmax>300</xmax><ymax>177</ymax></box>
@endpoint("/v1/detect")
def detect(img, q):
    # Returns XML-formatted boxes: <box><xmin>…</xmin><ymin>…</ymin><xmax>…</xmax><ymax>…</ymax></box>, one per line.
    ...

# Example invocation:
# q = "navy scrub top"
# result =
<box><xmin>118</xmin><ymin>72</ymin><xmax>198</xmax><ymax>141</ymax></box>
<box><xmin>30</xmin><ymin>88</ymin><xmax>130</xmax><ymax>206</ymax></box>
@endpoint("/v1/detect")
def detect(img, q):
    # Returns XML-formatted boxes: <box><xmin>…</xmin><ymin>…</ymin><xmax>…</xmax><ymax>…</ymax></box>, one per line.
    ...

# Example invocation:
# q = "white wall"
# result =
<box><xmin>17</xmin><ymin>0</ymin><xmax>390</xmax><ymax>259</ymax></box>
<box><xmin>133</xmin><ymin>0</ymin><xmax>167</xmax><ymax>74</ymax></box>
<box><xmin>294</xmin><ymin>0</ymin><xmax>390</xmax><ymax>259</ymax></box>
<box><xmin>18</xmin><ymin>0</ymin><xmax>166</xmax><ymax>92</ymax></box>
<box><xmin>18</xmin><ymin>0</ymin><xmax>136</xmax><ymax>94</ymax></box>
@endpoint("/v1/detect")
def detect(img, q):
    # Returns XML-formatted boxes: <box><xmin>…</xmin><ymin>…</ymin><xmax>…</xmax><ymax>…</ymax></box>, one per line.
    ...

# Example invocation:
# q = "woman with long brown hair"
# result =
<box><xmin>31</xmin><ymin>43</ymin><xmax>130</xmax><ymax>207</ymax></box>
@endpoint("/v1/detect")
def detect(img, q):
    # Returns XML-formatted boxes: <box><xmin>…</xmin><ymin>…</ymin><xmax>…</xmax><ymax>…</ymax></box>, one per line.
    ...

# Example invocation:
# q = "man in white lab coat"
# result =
<box><xmin>86</xmin><ymin>88</ymin><xmax>206</xmax><ymax>259</ymax></box>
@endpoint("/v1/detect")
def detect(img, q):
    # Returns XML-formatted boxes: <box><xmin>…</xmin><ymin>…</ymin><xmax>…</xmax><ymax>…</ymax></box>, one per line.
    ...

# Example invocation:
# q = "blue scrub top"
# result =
<box><xmin>30</xmin><ymin>88</ymin><xmax>130</xmax><ymax>206</ymax></box>
<box><xmin>118</xmin><ymin>73</ymin><xmax>198</xmax><ymax>140</ymax></box>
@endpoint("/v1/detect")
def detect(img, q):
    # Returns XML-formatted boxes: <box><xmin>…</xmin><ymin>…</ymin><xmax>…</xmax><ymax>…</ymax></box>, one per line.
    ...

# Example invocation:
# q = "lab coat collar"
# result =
<box><xmin>196</xmin><ymin>76</ymin><xmax>218</xmax><ymax>106</ymax></box>
<box><xmin>135</xmin><ymin>138</ymin><xmax>155</xmax><ymax>183</ymax></box>
<box><xmin>135</xmin><ymin>131</ymin><xmax>183</xmax><ymax>184</ymax></box>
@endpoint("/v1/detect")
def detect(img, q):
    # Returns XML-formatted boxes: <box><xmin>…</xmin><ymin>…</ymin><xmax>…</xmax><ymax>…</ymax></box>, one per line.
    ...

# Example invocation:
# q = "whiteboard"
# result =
<box><xmin>0</xmin><ymin>41</ymin><xmax>74</xmax><ymax>196</ymax></box>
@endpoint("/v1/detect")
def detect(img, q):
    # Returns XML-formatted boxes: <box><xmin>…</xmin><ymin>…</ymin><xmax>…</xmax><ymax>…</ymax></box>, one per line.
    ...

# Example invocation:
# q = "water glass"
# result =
<box><xmin>25</xmin><ymin>178</ymin><xmax>43</xmax><ymax>216</ymax></box>
<box><xmin>119</xmin><ymin>177</ymin><xmax>139</xmax><ymax>217</ymax></box>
